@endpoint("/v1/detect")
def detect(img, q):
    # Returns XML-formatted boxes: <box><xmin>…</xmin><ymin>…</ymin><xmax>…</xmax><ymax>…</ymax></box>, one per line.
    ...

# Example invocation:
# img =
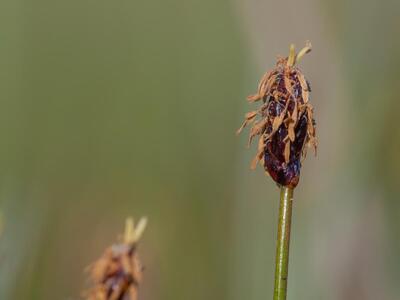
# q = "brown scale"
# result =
<box><xmin>237</xmin><ymin>42</ymin><xmax>317</xmax><ymax>188</ymax></box>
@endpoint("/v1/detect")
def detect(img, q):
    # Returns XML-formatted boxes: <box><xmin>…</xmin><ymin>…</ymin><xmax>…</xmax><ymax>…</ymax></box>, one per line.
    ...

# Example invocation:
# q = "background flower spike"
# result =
<box><xmin>85</xmin><ymin>216</ymin><xmax>148</xmax><ymax>300</ymax></box>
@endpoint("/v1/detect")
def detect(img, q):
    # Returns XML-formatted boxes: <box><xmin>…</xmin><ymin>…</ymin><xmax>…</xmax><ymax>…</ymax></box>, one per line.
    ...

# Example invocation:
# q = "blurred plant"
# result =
<box><xmin>84</xmin><ymin>217</ymin><xmax>147</xmax><ymax>300</ymax></box>
<box><xmin>0</xmin><ymin>212</ymin><xmax>3</xmax><ymax>237</ymax></box>
<box><xmin>238</xmin><ymin>42</ymin><xmax>316</xmax><ymax>300</ymax></box>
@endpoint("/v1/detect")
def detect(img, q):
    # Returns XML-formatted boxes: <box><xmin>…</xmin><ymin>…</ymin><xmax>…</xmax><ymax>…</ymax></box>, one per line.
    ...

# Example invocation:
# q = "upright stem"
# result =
<box><xmin>273</xmin><ymin>186</ymin><xmax>294</xmax><ymax>300</ymax></box>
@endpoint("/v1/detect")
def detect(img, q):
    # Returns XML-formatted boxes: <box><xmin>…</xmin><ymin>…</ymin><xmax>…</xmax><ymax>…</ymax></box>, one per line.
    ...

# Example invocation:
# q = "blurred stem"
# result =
<box><xmin>273</xmin><ymin>186</ymin><xmax>294</xmax><ymax>300</ymax></box>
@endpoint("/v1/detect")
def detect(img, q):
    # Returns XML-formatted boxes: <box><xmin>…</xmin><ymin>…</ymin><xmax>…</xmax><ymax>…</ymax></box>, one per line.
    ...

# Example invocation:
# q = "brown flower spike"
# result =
<box><xmin>237</xmin><ymin>42</ymin><xmax>317</xmax><ymax>188</ymax></box>
<box><xmin>85</xmin><ymin>217</ymin><xmax>147</xmax><ymax>300</ymax></box>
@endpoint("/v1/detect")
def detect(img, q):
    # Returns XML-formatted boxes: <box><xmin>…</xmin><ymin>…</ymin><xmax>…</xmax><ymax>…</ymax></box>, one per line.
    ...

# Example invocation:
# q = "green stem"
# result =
<box><xmin>273</xmin><ymin>186</ymin><xmax>294</xmax><ymax>300</ymax></box>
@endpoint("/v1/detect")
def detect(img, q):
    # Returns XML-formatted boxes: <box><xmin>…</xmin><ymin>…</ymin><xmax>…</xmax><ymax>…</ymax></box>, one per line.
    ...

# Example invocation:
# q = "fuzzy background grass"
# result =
<box><xmin>0</xmin><ymin>0</ymin><xmax>400</xmax><ymax>300</ymax></box>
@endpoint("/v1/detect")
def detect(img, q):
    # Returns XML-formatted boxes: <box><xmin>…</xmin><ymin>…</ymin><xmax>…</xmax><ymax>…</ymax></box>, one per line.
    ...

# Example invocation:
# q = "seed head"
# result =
<box><xmin>237</xmin><ymin>42</ymin><xmax>317</xmax><ymax>188</ymax></box>
<box><xmin>84</xmin><ymin>217</ymin><xmax>147</xmax><ymax>300</ymax></box>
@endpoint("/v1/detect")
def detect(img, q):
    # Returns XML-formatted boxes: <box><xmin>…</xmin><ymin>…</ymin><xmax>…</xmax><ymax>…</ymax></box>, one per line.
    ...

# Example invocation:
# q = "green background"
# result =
<box><xmin>1</xmin><ymin>0</ymin><xmax>399</xmax><ymax>299</ymax></box>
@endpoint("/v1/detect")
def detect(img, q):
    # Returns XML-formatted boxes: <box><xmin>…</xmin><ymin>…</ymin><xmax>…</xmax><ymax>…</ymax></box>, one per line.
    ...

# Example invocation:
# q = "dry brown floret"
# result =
<box><xmin>84</xmin><ymin>217</ymin><xmax>147</xmax><ymax>300</ymax></box>
<box><xmin>238</xmin><ymin>42</ymin><xmax>317</xmax><ymax>188</ymax></box>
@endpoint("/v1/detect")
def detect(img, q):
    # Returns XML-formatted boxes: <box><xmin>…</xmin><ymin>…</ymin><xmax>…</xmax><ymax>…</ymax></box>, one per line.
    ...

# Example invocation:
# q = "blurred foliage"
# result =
<box><xmin>0</xmin><ymin>0</ymin><xmax>399</xmax><ymax>300</ymax></box>
<box><xmin>0</xmin><ymin>0</ymin><xmax>244</xmax><ymax>299</ymax></box>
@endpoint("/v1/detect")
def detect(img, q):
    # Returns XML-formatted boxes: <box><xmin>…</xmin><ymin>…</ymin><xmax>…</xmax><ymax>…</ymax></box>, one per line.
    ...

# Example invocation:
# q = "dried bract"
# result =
<box><xmin>238</xmin><ymin>42</ymin><xmax>317</xmax><ymax>188</ymax></box>
<box><xmin>85</xmin><ymin>217</ymin><xmax>147</xmax><ymax>300</ymax></box>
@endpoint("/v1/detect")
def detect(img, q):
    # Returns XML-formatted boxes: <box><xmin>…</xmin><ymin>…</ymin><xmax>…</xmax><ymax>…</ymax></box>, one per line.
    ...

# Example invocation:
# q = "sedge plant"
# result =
<box><xmin>84</xmin><ymin>217</ymin><xmax>148</xmax><ymax>300</ymax></box>
<box><xmin>237</xmin><ymin>42</ymin><xmax>316</xmax><ymax>300</ymax></box>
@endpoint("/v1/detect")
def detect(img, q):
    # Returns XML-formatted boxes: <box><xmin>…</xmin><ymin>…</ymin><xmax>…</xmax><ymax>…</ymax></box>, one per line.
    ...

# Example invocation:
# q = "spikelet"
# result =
<box><xmin>238</xmin><ymin>42</ymin><xmax>317</xmax><ymax>188</ymax></box>
<box><xmin>84</xmin><ymin>217</ymin><xmax>147</xmax><ymax>300</ymax></box>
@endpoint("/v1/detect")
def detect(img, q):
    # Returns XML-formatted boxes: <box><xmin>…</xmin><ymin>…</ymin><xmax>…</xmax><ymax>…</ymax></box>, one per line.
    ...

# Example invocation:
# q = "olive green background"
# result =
<box><xmin>0</xmin><ymin>0</ymin><xmax>399</xmax><ymax>299</ymax></box>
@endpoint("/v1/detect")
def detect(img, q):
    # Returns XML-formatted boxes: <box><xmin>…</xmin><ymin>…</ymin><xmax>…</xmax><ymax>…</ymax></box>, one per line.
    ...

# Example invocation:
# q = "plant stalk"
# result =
<box><xmin>273</xmin><ymin>186</ymin><xmax>294</xmax><ymax>300</ymax></box>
